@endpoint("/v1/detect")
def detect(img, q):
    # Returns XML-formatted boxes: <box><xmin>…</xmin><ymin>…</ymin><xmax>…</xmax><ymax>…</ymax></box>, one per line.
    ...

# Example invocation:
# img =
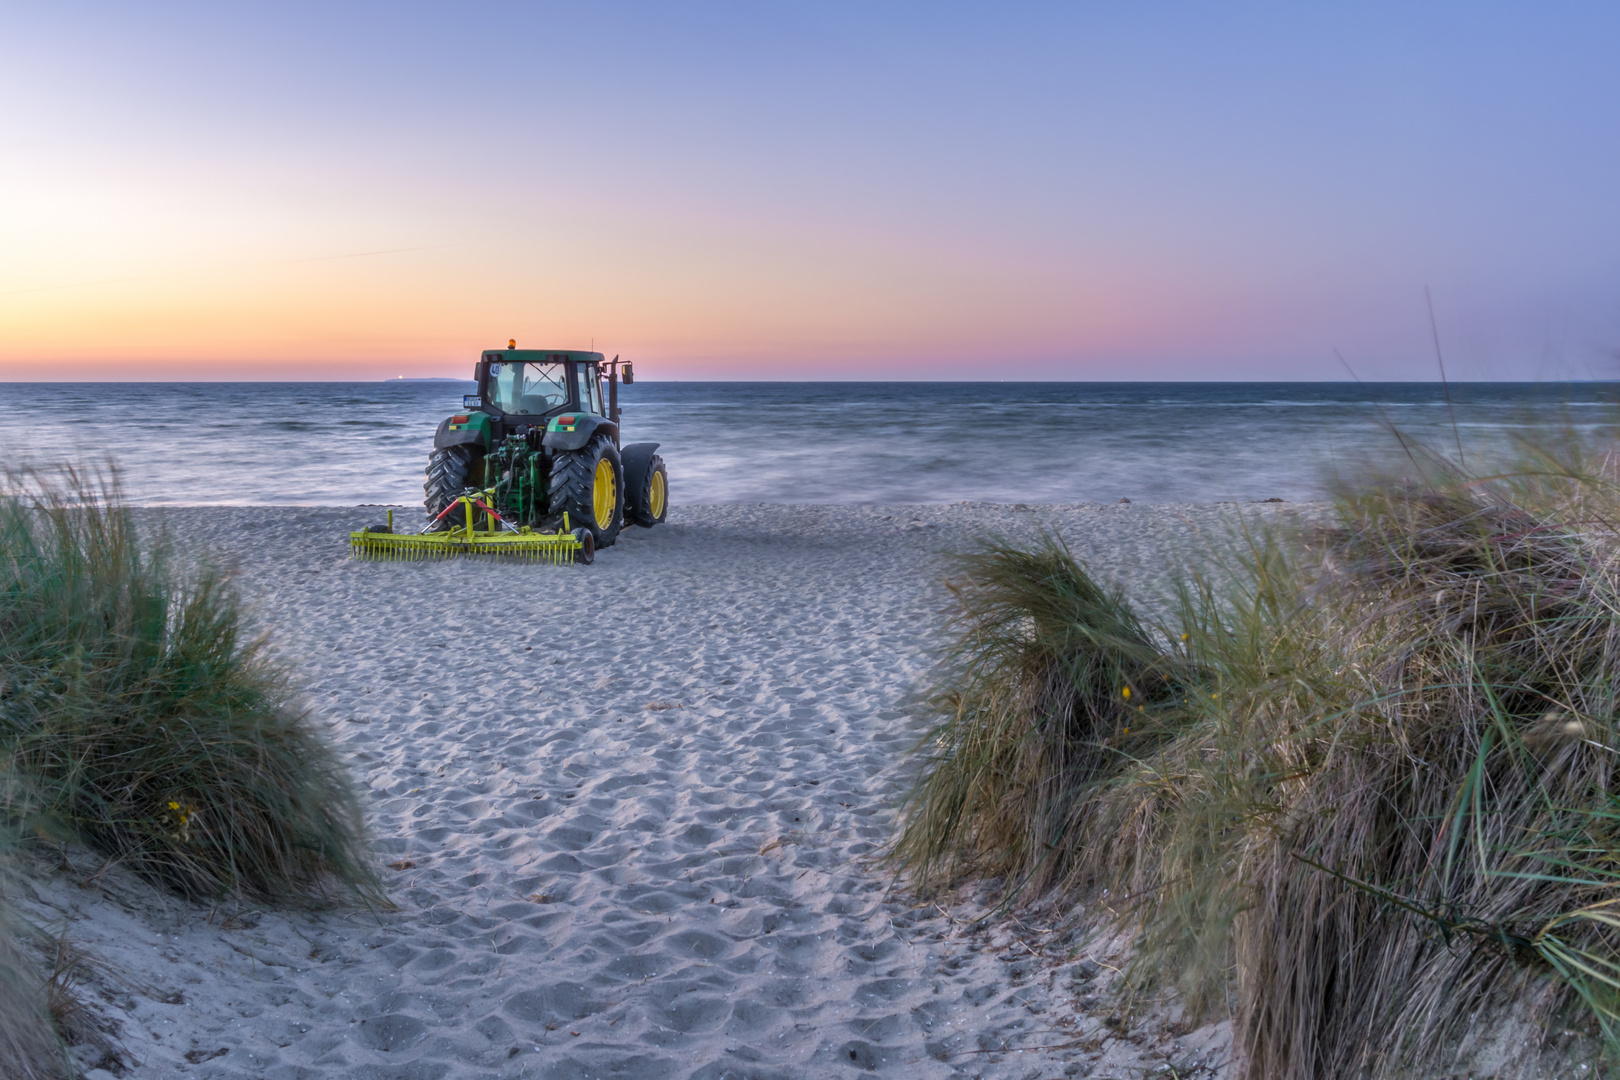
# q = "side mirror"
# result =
<box><xmin>622</xmin><ymin>363</ymin><xmax>634</xmax><ymax>385</ymax></box>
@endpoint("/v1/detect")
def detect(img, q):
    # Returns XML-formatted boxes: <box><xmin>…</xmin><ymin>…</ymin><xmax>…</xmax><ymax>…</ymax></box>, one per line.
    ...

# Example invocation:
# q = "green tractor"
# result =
<box><xmin>421</xmin><ymin>344</ymin><xmax>667</xmax><ymax>562</ymax></box>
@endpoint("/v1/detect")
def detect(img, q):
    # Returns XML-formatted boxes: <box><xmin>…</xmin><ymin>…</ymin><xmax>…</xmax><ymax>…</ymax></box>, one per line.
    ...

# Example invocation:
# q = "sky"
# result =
<box><xmin>2</xmin><ymin>2</ymin><xmax>1618</xmax><ymax>381</ymax></box>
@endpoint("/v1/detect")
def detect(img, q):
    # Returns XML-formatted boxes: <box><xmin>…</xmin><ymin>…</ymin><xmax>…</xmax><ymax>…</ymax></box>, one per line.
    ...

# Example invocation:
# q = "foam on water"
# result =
<box><xmin>0</xmin><ymin>381</ymin><xmax>1612</xmax><ymax>508</ymax></box>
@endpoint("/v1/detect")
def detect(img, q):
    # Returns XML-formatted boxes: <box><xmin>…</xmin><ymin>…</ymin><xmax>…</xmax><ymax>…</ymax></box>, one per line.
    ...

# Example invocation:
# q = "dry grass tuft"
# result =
<box><xmin>0</xmin><ymin>464</ymin><xmax>381</xmax><ymax>905</ymax></box>
<box><xmin>891</xmin><ymin>536</ymin><xmax>1178</xmax><ymax>895</ymax></box>
<box><xmin>0</xmin><ymin>830</ymin><xmax>68</xmax><ymax>1080</ymax></box>
<box><xmin>0</xmin><ymin>926</ymin><xmax>67</xmax><ymax>1080</ymax></box>
<box><xmin>0</xmin><ymin>769</ymin><xmax>68</xmax><ymax>1080</ymax></box>
<box><xmin>1230</xmin><ymin>481</ymin><xmax>1620</xmax><ymax>1079</ymax></box>
<box><xmin>898</xmin><ymin>449</ymin><xmax>1620</xmax><ymax>1078</ymax></box>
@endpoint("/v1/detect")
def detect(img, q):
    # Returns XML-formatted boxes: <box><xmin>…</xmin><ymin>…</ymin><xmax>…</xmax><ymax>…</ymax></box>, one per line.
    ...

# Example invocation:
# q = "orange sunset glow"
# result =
<box><xmin>3</xmin><ymin>5</ymin><xmax>1617</xmax><ymax>381</ymax></box>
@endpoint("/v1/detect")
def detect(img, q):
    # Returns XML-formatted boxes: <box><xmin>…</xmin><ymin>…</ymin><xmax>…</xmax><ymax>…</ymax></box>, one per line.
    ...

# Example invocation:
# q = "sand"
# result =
<box><xmin>11</xmin><ymin>501</ymin><xmax>1299</xmax><ymax>1080</ymax></box>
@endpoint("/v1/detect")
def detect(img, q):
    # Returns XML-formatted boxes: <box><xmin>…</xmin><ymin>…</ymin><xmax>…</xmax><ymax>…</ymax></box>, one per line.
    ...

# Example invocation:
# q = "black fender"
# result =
<box><xmin>620</xmin><ymin>442</ymin><xmax>661</xmax><ymax>492</ymax></box>
<box><xmin>621</xmin><ymin>442</ymin><xmax>664</xmax><ymax>525</ymax></box>
<box><xmin>433</xmin><ymin>413</ymin><xmax>492</xmax><ymax>451</ymax></box>
<box><xmin>543</xmin><ymin>414</ymin><xmax>619</xmax><ymax>453</ymax></box>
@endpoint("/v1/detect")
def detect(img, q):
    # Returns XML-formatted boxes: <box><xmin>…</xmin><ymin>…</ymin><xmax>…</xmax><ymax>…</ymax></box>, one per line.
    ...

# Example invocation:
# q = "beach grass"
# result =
<box><xmin>0</xmin><ymin>464</ymin><xmax>381</xmax><ymax>905</ymax></box>
<box><xmin>0</xmin><ymin>819</ymin><xmax>68</xmax><ymax>1080</ymax></box>
<box><xmin>898</xmin><ymin>446</ymin><xmax>1620</xmax><ymax>1078</ymax></box>
<box><xmin>0</xmin><ymin>925</ymin><xmax>66</xmax><ymax>1080</ymax></box>
<box><xmin>890</xmin><ymin>537</ymin><xmax>1177</xmax><ymax>895</ymax></box>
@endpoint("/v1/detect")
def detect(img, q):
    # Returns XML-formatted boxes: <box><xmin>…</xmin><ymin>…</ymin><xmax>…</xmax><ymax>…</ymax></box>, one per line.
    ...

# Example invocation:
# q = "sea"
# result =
<box><xmin>0</xmin><ymin>381</ymin><xmax>1614</xmax><ymax>510</ymax></box>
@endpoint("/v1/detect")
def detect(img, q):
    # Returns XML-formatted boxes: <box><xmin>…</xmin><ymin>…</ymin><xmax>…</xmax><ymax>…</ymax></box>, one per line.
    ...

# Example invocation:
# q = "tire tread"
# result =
<box><xmin>544</xmin><ymin>433</ymin><xmax>622</xmax><ymax>546</ymax></box>
<box><xmin>423</xmin><ymin>445</ymin><xmax>476</xmax><ymax>529</ymax></box>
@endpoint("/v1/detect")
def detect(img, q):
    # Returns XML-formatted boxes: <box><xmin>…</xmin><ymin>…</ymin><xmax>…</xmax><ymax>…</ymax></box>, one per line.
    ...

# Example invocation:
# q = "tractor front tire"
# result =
<box><xmin>545</xmin><ymin>432</ymin><xmax>623</xmax><ymax>548</ymax></box>
<box><xmin>625</xmin><ymin>453</ymin><xmax>668</xmax><ymax>527</ymax></box>
<box><xmin>424</xmin><ymin>444</ymin><xmax>479</xmax><ymax>531</ymax></box>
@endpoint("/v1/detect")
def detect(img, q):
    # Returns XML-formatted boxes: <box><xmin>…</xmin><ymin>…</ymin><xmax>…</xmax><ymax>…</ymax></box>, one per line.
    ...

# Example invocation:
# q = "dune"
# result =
<box><xmin>12</xmin><ymin>501</ymin><xmax>1283</xmax><ymax>1079</ymax></box>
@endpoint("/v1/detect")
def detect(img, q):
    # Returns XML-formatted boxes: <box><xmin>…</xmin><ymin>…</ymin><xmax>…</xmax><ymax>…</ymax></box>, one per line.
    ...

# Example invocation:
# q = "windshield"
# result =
<box><xmin>487</xmin><ymin>362</ymin><xmax>570</xmax><ymax>415</ymax></box>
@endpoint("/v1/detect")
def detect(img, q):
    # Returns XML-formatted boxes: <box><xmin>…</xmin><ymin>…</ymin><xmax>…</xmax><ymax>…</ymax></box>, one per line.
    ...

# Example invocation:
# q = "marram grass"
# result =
<box><xmin>891</xmin><ymin>536</ymin><xmax>1181</xmax><ymax>895</ymax></box>
<box><xmin>0</xmin><ymin>916</ymin><xmax>65</xmax><ymax>1080</ymax></box>
<box><xmin>0</xmin><ymin>781</ymin><xmax>67</xmax><ymax>1080</ymax></box>
<box><xmin>0</xmin><ymin>465</ymin><xmax>381</xmax><ymax>905</ymax></box>
<box><xmin>897</xmin><ymin>451</ymin><xmax>1620</xmax><ymax>1079</ymax></box>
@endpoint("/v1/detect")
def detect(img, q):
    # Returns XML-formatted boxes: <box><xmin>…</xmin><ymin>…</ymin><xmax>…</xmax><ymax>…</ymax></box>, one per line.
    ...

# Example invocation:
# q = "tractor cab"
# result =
<box><xmin>472</xmin><ymin>349</ymin><xmax>605</xmax><ymax>424</ymax></box>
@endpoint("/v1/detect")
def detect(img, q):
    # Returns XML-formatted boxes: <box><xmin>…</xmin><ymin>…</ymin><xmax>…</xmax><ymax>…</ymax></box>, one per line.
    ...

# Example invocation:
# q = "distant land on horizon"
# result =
<box><xmin>1</xmin><ymin>377</ymin><xmax>1617</xmax><ymax>386</ymax></box>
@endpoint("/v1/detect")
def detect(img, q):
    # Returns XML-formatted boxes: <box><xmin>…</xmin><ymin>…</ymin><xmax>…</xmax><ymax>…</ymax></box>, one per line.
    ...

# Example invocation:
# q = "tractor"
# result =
<box><xmin>419</xmin><ymin>344</ymin><xmax>667</xmax><ymax>562</ymax></box>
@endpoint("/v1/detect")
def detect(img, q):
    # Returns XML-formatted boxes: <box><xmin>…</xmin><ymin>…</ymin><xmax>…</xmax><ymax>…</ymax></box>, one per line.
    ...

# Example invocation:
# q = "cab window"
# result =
<box><xmin>488</xmin><ymin>361</ymin><xmax>569</xmax><ymax>415</ymax></box>
<box><xmin>576</xmin><ymin>365</ymin><xmax>603</xmax><ymax>416</ymax></box>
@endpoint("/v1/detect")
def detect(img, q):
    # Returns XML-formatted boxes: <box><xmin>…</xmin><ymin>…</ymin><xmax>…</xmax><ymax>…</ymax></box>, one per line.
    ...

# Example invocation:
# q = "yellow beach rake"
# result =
<box><xmin>350</xmin><ymin>497</ymin><xmax>587</xmax><ymax>564</ymax></box>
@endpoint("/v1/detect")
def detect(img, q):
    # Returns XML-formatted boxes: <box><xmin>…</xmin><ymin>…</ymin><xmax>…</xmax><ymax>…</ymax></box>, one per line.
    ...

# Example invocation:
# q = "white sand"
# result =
<box><xmin>13</xmin><ymin>501</ymin><xmax>1299</xmax><ymax>1080</ymax></box>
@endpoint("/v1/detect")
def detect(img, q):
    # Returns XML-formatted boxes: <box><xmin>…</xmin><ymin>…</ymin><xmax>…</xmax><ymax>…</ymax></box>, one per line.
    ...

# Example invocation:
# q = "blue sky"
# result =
<box><xmin>2</xmin><ymin>2</ymin><xmax>1617</xmax><ymax>379</ymax></box>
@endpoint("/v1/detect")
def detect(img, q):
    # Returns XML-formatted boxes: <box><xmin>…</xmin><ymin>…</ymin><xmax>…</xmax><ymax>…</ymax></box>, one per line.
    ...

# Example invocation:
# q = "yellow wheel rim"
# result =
<box><xmin>593</xmin><ymin>458</ymin><xmax>616</xmax><ymax>528</ymax></box>
<box><xmin>648</xmin><ymin>469</ymin><xmax>666</xmax><ymax>519</ymax></box>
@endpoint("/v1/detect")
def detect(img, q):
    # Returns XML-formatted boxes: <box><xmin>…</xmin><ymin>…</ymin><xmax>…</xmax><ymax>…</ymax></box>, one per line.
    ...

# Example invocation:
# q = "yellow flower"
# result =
<box><xmin>168</xmin><ymin>801</ymin><xmax>180</xmax><ymax>810</ymax></box>
<box><xmin>1121</xmin><ymin>686</ymin><xmax>1132</xmax><ymax>700</ymax></box>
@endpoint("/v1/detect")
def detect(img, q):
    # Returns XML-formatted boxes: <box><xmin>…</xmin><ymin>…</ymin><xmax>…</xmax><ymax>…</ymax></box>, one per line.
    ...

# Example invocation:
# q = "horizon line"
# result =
<box><xmin>2</xmin><ymin>376</ymin><xmax>1616</xmax><ymax>385</ymax></box>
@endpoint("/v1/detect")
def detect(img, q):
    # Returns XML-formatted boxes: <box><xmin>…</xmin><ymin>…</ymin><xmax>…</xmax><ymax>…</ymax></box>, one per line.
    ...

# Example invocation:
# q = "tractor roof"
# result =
<box><xmin>480</xmin><ymin>349</ymin><xmax>605</xmax><ymax>364</ymax></box>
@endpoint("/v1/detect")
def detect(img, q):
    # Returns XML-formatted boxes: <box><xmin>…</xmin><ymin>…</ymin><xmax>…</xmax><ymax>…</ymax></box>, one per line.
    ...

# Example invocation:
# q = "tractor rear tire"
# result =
<box><xmin>424</xmin><ymin>444</ymin><xmax>479</xmax><ymax>531</ymax></box>
<box><xmin>625</xmin><ymin>453</ymin><xmax>668</xmax><ymax>527</ymax></box>
<box><xmin>545</xmin><ymin>432</ymin><xmax>623</xmax><ymax>547</ymax></box>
